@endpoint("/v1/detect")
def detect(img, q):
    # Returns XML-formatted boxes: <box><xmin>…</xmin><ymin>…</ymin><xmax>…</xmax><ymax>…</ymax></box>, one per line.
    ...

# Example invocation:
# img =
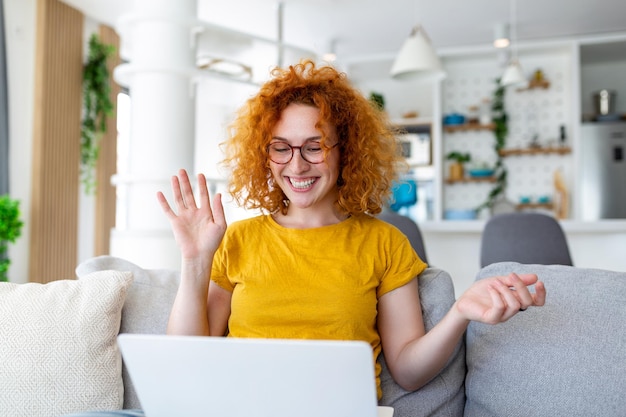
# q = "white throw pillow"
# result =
<box><xmin>0</xmin><ymin>270</ymin><xmax>133</xmax><ymax>417</ymax></box>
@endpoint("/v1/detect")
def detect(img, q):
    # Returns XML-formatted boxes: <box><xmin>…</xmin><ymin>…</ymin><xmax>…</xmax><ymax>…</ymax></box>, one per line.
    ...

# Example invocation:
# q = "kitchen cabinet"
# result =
<box><xmin>579</xmin><ymin>39</ymin><xmax>626</xmax><ymax>120</ymax></box>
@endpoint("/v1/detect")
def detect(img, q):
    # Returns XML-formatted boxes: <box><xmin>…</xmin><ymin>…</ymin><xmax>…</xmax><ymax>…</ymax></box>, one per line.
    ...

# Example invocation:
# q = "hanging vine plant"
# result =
<box><xmin>81</xmin><ymin>33</ymin><xmax>115</xmax><ymax>194</ymax></box>
<box><xmin>476</xmin><ymin>79</ymin><xmax>508</xmax><ymax>212</ymax></box>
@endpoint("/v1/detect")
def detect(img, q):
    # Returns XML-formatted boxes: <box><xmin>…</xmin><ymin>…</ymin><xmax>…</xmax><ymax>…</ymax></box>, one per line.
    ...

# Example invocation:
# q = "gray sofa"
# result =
<box><xmin>90</xmin><ymin>256</ymin><xmax>626</xmax><ymax>417</ymax></box>
<box><xmin>1</xmin><ymin>256</ymin><xmax>624</xmax><ymax>416</ymax></box>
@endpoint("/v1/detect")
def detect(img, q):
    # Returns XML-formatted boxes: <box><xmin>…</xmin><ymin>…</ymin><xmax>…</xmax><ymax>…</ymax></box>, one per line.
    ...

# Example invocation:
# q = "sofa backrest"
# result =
<box><xmin>77</xmin><ymin>256</ymin><xmax>180</xmax><ymax>410</ymax></box>
<box><xmin>465</xmin><ymin>262</ymin><xmax>626</xmax><ymax>417</ymax></box>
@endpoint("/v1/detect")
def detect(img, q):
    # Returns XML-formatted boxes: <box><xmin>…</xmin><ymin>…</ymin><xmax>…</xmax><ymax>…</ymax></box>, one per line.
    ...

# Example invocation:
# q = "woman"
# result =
<box><xmin>160</xmin><ymin>60</ymin><xmax>545</xmax><ymax>395</ymax></box>
<box><xmin>68</xmin><ymin>60</ymin><xmax>545</xmax><ymax>416</ymax></box>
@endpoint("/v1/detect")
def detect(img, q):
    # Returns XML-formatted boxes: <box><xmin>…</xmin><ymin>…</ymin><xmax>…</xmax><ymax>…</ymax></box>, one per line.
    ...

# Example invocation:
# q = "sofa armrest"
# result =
<box><xmin>379</xmin><ymin>267</ymin><xmax>466</xmax><ymax>417</ymax></box>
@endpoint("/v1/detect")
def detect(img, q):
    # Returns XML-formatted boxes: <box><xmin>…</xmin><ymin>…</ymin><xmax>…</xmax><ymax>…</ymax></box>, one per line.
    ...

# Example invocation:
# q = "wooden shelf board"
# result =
<box><xmin>443</xmin><ymin>123</ymin><xmax>495</xmax><ymax>133</ymax></box>
<box><xmin>517</xmin><ymin>80</ymin><xmax>550</xmax><ymax>91</ymax></box>
<box><xmin>499</xmin><ymin>147</ymin><xmax>572</xmax><ymax>157</ymax></box>
<box><xmin>445</xmin><ymin>176</ymin><xmax>497</xmax><ymax>184</ymax></box>
<box><xmin>516</xmin><ymin>202</ymin><xmax>554</xmax><ymax>210</ymax></box>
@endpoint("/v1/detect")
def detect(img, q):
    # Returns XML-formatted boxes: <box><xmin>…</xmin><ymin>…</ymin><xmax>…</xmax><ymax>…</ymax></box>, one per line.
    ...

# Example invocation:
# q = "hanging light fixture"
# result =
<box><xmin>391</xmin><ymin>25</ymin><xmax>444</xmax><ymax>81</ymax></box>
<box><xmin>500</xmin><ymin>0</ymin><xmax>526</xmax><ymax>87</ymax></box>
<box><xmin>493</xmin><ymin>23</ymin><xmax>510</xmax><ymax>48</ymax></box>
<box><xmin>390</xmin><ymin>0</ymin><xmax>445</xmax><ymax>82</ymax></box>
<box><xmin>322</xmin><ymin>38</ymin><xmax>337</xmax><ymax>63</ymax></box>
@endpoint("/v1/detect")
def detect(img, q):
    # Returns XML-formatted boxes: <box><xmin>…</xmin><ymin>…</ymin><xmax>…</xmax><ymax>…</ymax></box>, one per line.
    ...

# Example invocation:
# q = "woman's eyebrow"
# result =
<box><xmin>270</xmin><ymin>136</ymin><xmax>323</xmax><ymax>142</ymax></box>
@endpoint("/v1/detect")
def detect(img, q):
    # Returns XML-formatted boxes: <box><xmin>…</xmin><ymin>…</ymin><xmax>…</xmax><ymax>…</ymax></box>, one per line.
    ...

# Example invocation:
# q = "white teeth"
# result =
<box><xmin>289</xmin><ymin>178</ymin><xmax>315</xmax><ymax>189</ymax></box>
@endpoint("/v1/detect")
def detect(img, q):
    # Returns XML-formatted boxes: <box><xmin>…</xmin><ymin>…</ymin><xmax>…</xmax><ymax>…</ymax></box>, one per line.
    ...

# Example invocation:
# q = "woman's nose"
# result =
<box><xmin>289</xmin><ymin>148</ymin><xmax>310</xmax><ymax>171</ymax></box>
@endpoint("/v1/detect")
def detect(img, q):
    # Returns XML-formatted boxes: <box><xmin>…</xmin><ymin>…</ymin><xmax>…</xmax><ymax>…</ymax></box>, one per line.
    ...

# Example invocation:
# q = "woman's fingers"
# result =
<box><xmin>156</xmin><ymin>191</ymin><xmax>176</xmax><ymax>219</ymax></box>
<box><xmin>158</xmin><ymin>170</ymin><xmax>223</xmax><ymax>224</ymax></box>
<box><xmin>532</xmin><ymin>280</ymin><xmax>547</xmax><ymax>306</ymax></box>
<box><xmin>491</xmin><ymin>279</ymin><xmax>524</xmax><ymax>318</ymax></box>
<box><xmin>178</xmin><ymin>169</ymin><xmax>198</xmax><ymax>210</ymax></box>
<box><xmin>166</xmin><ymin>169</ymin><xmax>205</xmax><ymax>212</ymax></box>
<box><xmin>506</xmin><ymin>273</ymin><xmax>535</xmax><ymax>309</ymax></box>
<box><xmin>211</xmin><ymin>193</ymin><xmax>226</xmax><ymax>226</ymax></box>
<box><xmin>497</xmin><ymin>273</ymin><xmax>546</xmax><ymax>309</ymax></box>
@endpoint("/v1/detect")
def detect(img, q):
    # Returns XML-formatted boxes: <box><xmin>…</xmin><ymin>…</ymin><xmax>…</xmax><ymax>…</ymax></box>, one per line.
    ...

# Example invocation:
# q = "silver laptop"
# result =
<box><xmin>117</xmin><ymin>334</ymin><xmax>392</xmax><ymax>417</ymax></box>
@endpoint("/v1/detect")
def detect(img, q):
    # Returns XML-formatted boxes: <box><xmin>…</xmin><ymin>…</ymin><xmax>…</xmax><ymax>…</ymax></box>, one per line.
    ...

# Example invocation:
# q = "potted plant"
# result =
<box><xmin>81</xmin><ymin>33</ymin><xmax>115</xmax><ymax>195</ymax></box>
<box><xmin>0</xmin><ymin>195</ymin><xmax>24</xmax><ymax>282</ymax></box>
<box><xmin>369</xmin><ymin>92</ymin><xmax>385</xmax><ymax>111</ymax></box>
<box><xmin>446</xmin><ymin>151</ymin><xmax>471</xmax><ymax>181</ymax></box>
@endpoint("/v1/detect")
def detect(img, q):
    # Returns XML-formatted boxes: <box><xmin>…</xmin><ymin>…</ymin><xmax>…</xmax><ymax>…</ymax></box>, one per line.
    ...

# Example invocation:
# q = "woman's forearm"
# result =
<box><xmin>390</xmin><ymin>303</ymin><xmax>469</xmax><ymax>391</ymax></box>
<box><xmin>166</xmin><ymin>258</ymin><xmax>212</xmax><ymax>336</ymax></box>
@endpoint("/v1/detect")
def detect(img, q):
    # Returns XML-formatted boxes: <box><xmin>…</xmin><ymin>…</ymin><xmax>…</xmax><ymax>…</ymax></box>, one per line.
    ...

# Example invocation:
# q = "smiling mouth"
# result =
<box><xmin>288</xmin><ymin>177</ymin><xmax>316</xmax><ymax>189</ymax></box>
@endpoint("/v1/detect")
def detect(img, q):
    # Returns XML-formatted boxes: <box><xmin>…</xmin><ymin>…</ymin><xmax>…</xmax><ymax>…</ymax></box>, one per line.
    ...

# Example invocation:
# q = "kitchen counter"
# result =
<box><xmin>417</xmin><ymin>219</ymin><xmax>626</xmax><ymax>296</ymax></box>
<box><xmin>420</xmin><ymin>219</ymin><xmax>626</xmax><ymax>233</ymax></box>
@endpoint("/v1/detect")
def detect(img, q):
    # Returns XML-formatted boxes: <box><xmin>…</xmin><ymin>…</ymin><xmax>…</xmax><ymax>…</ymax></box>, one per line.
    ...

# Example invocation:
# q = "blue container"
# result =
<box><xmin>444</xmin><ymin>209</ymin><xmax>477</xmax><ymax>220</ymax></box>
<box><xmin>443</xmin><ymin>113</ymin><xmax>466</xmax><ymax>125</ymax></box>
<box><xmin>389</xmin><ymin>179</ymin><xmax>417</xmax><ymax>212</ymax></box>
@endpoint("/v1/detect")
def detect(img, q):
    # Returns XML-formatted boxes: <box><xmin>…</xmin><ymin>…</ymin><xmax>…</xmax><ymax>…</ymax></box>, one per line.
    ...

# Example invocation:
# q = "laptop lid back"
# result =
<box><xmin>117</xmin><ymin>334</ymin><xmax>379</xmax><ymax>417</ymax></box>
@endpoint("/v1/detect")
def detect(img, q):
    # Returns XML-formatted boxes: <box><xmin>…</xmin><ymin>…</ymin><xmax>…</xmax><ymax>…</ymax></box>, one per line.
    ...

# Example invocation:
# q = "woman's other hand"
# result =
<box><xmin>455</xmin><ymin>273</ymin><xmax>546</xmax><ymax>324</ymax></box>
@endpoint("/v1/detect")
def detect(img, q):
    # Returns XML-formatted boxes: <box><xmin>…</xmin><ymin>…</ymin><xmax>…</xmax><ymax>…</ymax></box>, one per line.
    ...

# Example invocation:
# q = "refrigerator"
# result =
<box><xmin>580</xmin><ymin>122</ymin><xmax>626</xmax><ymax>220</ymax></box>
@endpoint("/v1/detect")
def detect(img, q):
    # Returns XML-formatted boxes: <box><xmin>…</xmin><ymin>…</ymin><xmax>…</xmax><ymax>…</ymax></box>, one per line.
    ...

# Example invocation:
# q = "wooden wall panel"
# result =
<box><xmin>94</xmin><ymin>25</ymin><xmax>120</xmax><ymax>256</ymax></box>
<box><xmin>29</xmin><ymin>0</ymin><xmax>83</xmax><ymax>282</ymax></box>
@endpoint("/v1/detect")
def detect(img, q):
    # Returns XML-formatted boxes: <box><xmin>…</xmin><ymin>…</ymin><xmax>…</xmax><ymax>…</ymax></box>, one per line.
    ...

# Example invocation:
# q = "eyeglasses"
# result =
<box><xmin>267</xmin><ymin>142</ymin><xmax>338</xmax><ymax>164</ymax></box>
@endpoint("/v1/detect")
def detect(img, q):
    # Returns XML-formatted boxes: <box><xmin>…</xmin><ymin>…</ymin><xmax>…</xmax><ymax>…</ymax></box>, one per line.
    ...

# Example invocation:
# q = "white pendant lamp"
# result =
<box><xmin>501</xmin><ymin>58</ymin><xmax>525</xmax><ymax>86</ymax></box>
<box><xmin>390</xmin><ymin>25</ymin><xmax>445</xmax><ymax>81</ymax></box>
<box><xmin>500</xmin><ymin>0</ymin><xmax>526</xmax><ymax>87</ymax></box>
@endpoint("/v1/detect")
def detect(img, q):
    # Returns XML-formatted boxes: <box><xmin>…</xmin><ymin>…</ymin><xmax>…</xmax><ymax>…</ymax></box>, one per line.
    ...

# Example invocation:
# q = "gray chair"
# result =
<box><xmin>480</xmin><ymin>212</ymin><xmax>573</xmax><ymax>267</ymax></box>
<box><xmin>378</xmin><ymin>211</ymin><xmax>428</xmax><ymax>263</ymax></box>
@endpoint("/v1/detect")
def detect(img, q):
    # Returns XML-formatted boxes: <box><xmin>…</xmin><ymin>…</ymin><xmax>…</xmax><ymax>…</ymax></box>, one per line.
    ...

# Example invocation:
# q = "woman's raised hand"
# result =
<box><xmin>156</xmin><ymin>169</ymin><xmax>227</xmax><ymax>261</ymax></box>
<box><xmin>455</xmin><ymin>273</ymin><xmax>546</xmax><ymax>324</ymax></box>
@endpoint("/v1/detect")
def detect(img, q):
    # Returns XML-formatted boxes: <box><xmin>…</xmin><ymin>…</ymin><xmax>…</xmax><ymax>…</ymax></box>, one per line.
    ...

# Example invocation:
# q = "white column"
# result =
<box><xmin>111</xmin><ymin>0</ymin><xmax>198</xmax><ymax>269</ymax></box>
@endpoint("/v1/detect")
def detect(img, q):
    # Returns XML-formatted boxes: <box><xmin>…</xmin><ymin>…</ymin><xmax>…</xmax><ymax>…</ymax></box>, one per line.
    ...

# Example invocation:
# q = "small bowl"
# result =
<box><xmin>468</xmin><ymin>168</ymin><xmax>495</xmax><ymax>178</ymax></box>
<box><xmin>443</xmin><ymin>113</ymin><xmax>466</xmax><ymax>125</ymax></box>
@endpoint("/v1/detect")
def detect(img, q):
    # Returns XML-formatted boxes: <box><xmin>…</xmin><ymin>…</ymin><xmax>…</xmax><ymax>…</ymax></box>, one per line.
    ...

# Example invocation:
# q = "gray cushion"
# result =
<box><xmin>379</xmin><ymin>268</ymin><xmax>466</xmax><ymax>417</ymax></box>
<box><xmin>76</xmin><ymin>256</ymin><xmax>180</xmax><ymax>410</ymax></box>
<box><xmin>465</xmin><ymin>262</ymin><xmax>626</xmax><ymax>417</ymax></box>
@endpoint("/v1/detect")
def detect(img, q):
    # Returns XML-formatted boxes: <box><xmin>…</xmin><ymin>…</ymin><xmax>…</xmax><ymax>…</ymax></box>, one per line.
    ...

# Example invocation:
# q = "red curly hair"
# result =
<box><xmin>222</xmin><ymin>59</ymin><xmax>406</xmax><ymax>216</ymax></box>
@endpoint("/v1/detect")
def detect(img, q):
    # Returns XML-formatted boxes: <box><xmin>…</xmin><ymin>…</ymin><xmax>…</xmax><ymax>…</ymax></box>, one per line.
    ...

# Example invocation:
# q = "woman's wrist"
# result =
<box><xmin>448</xmin><ymin>300</ymin><xmax>472</xmax><ymax>329</ymax></box>
<box><xmin>180</xmin><ymin>257</ymin><xmax>212</xmax><ymax>283</ymax></box>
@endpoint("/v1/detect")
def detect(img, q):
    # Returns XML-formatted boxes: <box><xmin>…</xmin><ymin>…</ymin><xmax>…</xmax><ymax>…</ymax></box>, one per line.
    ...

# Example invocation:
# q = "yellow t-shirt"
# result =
<box><xmin>211</xmin><ymin>214</ymin><xmax>427</xmax><ymax>397</ymax></box>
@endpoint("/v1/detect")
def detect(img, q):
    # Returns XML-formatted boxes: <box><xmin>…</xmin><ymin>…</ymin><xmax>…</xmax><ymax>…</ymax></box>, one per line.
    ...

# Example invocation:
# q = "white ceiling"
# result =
<box><xmin>63</xmin><ymin>0</ymin><xmax>626</xmax><ymax>61</ymax></box>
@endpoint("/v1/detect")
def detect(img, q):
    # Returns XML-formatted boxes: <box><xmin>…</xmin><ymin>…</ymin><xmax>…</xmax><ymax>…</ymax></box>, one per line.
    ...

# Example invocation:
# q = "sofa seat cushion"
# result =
<box><xmin>0</xmin><ymin>270</ymin><xmax>133</xmax><ymax>417</ymax></box>
<box><xmin>379</xmin><ymin>268</ymin><xmax>466</xmax><ymax>417</ymax></box>
<box><xmin>465</xmin><ymin>262</ymin><xmax>626</xmax><ymax>417</ymax></box>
